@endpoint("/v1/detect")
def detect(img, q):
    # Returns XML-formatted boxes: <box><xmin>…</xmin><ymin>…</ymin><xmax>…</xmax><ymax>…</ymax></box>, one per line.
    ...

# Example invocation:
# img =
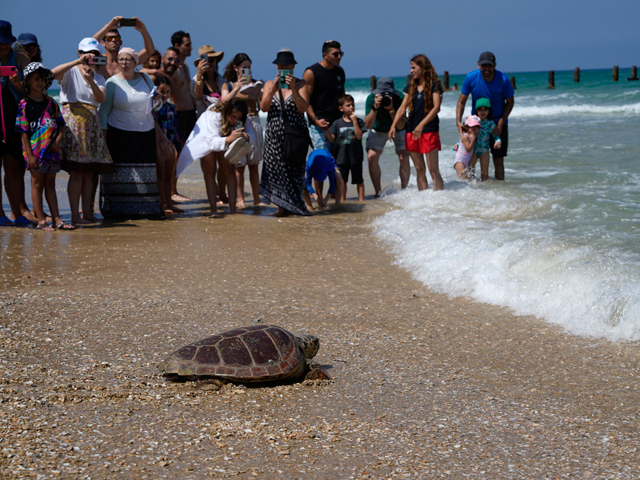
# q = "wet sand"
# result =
<box><xmin>2</xmin><ymin>183</ymin><xmax>640</xmax><ymax>479</ymax></box>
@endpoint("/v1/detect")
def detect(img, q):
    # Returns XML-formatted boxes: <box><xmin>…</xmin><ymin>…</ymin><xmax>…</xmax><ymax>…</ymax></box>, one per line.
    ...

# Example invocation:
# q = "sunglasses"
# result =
<box><xmin>104</xmin><ymin>35</ymin><xmax>121</xmax><ymax>42</ymax></box>
<box><xmin>331</xmin><ymin>51</ymin><xmax>344</xmax><ymax>58</ymax></box>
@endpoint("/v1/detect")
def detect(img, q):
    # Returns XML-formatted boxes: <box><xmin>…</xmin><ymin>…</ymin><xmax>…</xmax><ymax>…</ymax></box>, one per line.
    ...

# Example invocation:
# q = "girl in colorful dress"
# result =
<box><xmin>468</xmin><ymin>97</ymin><xmax>502</xmax><ymax>181</ymax></box>
<box><xmin>16</xmin><ymin>62</ymin><xmax>74</xmax><ymax>230</ymax></box>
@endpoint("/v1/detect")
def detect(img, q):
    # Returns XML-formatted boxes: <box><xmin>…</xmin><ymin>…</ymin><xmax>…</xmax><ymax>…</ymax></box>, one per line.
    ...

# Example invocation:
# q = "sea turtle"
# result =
<box><xmin>158</xmin><ymin>325</ymin><xmax>330</xmax><ymax>384</ymax></box>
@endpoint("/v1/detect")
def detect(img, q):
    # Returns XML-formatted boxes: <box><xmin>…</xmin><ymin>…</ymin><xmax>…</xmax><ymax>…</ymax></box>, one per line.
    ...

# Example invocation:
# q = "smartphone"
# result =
<box><xmin>279</xmin><ymin>69</ymin><xmax>293</xmax><ymax>89</ymax></box>
<box><xmin>200</xmin><ymin>54</ymin><xmax>209</xmax><ymax>65</ymax></box>
<box><xmin>120</xmin><ymin>18</ymin><xmax>137</xmax><ymax>27</ymax></box>
<box><xmin>240</xmin><ymin>67</ymin><xmax>251</xmax><ymax>81</ymax></box>
<box><xmin>234</xmin><ymin>121</ymin><xmax>243</xmax><ymax>131</ymax></box>
<box><xmin>0</xmin><ymin>66</ymin><xmax>17</xmax><ymax>77</ymax></box>
<box><xmin>88</xmin><ymin>56</ymin><xmax>107</xmax><ymax>66</ymax></box>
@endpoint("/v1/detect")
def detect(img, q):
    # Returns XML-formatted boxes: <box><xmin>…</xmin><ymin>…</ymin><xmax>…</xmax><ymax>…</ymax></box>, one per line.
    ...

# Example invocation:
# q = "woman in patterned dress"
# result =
<box><xmin>259</xmin><ymin>49</ymin><xmax>310</xmax><ymax>217</ymax></box>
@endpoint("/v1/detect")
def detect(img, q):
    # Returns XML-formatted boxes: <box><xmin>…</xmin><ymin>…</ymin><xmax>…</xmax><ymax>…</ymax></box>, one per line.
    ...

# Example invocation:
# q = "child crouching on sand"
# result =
<box><xmin>453</xmin><ymin>115</ymin><xmax>481</xmax><ymax>180</ymax></box>
<box><xmin>16</xmin><ymin>63</ymin><xmax>74</xmax><ymax>231</ymax></box>
<box><xmin>303</xmin><ymin>148</ymin><xmax>344</xmax><ymax>211</ymax></box>
<box><xmin>469</xmin><ymin>97</ymin><xmax>501</xmax><ymax>181</ymax></box>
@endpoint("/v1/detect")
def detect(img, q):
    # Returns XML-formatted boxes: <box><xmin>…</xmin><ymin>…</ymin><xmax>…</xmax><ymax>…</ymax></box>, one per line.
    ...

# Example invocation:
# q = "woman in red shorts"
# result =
<box><xmin>390</xmin><ymin>54</ymin><xmax>444</xmax><ymax>191</ymax></box>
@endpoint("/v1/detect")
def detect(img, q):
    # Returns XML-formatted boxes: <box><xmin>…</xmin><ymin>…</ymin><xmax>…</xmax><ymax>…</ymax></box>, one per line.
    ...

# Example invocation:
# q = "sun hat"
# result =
<box><xmin>464</xmin><ymin>115</ymin><xmax>481</xmax><ymax>128</ymax></box>
<box><xmin>478</xmin><ymin>51</ymin><xmax>496</xmax><ymax>66</ymax></box>
<box><xmin>194</xmin><ymin>45</ymin><xmax>224</xmax><ymax>67</ymax></box>
<box><xmin>78</xmin><ymin>37</ymin><xmax>104</xmax><ymax>54</ymax></box>
<box><xmin>22</xmin><ymin>62</ymin><xmax>54</xmax><ymax>92</ymax></box>
<box><xmin>0</xmin><ymin>20</ymin><xmax>16</xmax><ymax>44</ymax></box>
<box><xmin>272</xmin><ymin>49</ymin><xmax>297</xmax><ymax>66</ymax></box>
<box><xmin>17</xmin><ymin>33</ymin><xmax>38</xmax><ymax>46</ymax></box>
<box><xmin>475</xmin><ymin>97</ymin><xmax>491</xmax><ymax>109</ymax></box>
<box><xmin>372</xmin><ymin>77</ymin><xmax>397</xmax><ymax>95</ymax></box>
<box><xmin>118</xmin><ymin>47</ymin><xmax>139</xmax><ymax>65</ymax></box>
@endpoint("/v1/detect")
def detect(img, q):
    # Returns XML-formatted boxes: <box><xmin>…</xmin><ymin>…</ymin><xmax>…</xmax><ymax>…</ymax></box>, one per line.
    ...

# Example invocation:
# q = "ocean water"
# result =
<box><xmin>351</xmin><ymin>68</ymin><xmax>640</xmax><ymax>342</ymax></box>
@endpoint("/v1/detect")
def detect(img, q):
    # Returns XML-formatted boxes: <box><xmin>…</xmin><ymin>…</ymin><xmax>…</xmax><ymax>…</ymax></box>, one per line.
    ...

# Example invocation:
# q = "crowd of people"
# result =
<box><xmin>0</xmin><ymin>17</ymin><xmax>515</xmax><ymax>230</ymax></box>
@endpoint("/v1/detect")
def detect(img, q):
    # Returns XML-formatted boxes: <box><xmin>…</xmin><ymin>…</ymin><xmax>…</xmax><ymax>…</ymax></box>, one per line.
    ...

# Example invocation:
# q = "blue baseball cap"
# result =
<box><xmin>0</xmin><ymin>20</ymin><xmax>16</xmax><ymax>44</ymax></box>
<box><xmin>17</xmin><ymin>32</ymin><xmax>38</xmax><ymax>46</ymax></box>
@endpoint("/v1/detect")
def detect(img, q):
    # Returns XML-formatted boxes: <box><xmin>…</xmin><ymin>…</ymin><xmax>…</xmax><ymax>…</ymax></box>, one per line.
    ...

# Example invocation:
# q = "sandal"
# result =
<box><xmin>14</xmin><ymin>215</ymin><xmax>34</xmax><ymax>228</ymax></box>
<box><xmin>0</xmin><ymin>215</ymin><xmax>14</xmax><ymax>227</ymax></box>
<box><xmin>55</xmin><ymin>220</ymin><xmax>75</xmax><ymax>231</ymax></box>
<box><xmin>36</xmin><ymin>223</ymin><xmax>55</xmax><ymax>232</ymax></box>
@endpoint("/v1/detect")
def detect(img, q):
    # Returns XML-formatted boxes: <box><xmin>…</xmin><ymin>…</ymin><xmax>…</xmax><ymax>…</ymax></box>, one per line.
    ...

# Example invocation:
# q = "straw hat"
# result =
<box><xmin>194</xmin><ymin>45</ymin><xmax>224</xmax><ymax>67</ymax></box>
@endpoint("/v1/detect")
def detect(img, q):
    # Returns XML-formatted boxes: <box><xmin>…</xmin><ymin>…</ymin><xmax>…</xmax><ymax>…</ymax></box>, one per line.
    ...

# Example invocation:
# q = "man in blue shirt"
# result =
<box><xmin>456</xmin><ymin>51</ymin><xmax>514</xmax><ymax>180</ymax></box>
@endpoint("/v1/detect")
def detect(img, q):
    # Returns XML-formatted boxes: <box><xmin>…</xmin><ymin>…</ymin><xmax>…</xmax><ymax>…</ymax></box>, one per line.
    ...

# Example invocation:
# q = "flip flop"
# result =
<box><xmin>36</xmin><ymin>223</ymin><xmax>55</xmax><ymax>232</ymax></box>
<box><xmin>55</xmin><ymin>221</ymin><xmax>75</xmax><ymax>231</ymax></box>
<box><xmin>0</xmin><ymin>215</ymin><xmax>14</xmax><ymax>227</ymax></box>
<box><xmin>14</xmin><ymin>215</ymin><xmax>33</xmax><ymax>227</ymax></box>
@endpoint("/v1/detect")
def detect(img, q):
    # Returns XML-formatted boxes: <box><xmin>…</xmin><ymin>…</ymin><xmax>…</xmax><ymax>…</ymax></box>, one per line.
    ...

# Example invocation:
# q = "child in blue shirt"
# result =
<box><xmin>303</xmin><ymin>149</ymin><xmax>344</xmax><ymax>211</ymax></box>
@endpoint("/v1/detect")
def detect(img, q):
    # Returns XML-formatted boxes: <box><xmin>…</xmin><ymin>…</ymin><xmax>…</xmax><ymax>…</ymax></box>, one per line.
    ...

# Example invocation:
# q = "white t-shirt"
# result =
<box><xmin>100</xmin><ymin>74</ymin><xmax>155</xmax><ymax>132</ymax></box>
<box><xmin>58</xmin><ymin>67</ymin><xmax>106</xmax><ymax>107</ymax></box>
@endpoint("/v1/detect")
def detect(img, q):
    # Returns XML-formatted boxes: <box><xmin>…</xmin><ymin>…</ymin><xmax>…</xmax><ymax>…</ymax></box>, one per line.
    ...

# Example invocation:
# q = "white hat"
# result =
<box><xmin>78</xmin><ymin>37</ymin><xmax>104</xmax><ymax>54</ymax></box>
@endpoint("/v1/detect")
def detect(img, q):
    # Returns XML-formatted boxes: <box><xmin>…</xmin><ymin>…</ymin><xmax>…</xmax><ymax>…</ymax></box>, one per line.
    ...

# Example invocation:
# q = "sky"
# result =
<box><xmin>4</xmin><ymin>0</ymin><xmax>640</xmax><ymax>80</ymax></box>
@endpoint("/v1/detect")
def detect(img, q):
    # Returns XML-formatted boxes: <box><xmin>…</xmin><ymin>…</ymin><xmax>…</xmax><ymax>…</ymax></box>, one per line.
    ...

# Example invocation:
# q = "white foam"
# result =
<box><xmin>373</xmin><ymin>187</ymin><xmax>640</xmax><ymax>341</ymax></box>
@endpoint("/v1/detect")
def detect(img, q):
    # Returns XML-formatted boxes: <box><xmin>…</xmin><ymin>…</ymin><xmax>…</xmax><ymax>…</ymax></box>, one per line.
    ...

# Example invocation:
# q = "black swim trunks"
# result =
<box><xmin>176</xmin><ymin>109</ymin><xmax>197</xmax><ymax>144</ymax></box>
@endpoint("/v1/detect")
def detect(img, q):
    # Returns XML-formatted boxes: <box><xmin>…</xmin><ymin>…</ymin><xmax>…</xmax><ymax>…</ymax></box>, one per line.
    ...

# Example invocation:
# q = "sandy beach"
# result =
<box><xmin>2</xmin><ymin>182</ymin><xmax>640</xmax><ymax>479</ymax></box>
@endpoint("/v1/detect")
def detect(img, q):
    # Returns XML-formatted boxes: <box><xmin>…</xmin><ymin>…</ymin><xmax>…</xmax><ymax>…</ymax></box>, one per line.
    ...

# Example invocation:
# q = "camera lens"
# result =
<box><xmin>380</xmin><ymin>95</ymin><xmax>391</xmax><ymax>107</ymax></box>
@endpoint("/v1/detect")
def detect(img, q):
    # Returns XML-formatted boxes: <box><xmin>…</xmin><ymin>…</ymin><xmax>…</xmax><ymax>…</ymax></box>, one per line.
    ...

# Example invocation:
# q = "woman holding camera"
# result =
<box><xmin>52</xmin><ymin>37</ymin><xmax>113</xmax><ymax>224</ymax></box>
<box><xmin>259</xmin><ymin>49</ymin><xmax>310</xmax><ymax>217</ymax></box>
<box><xmin>365</xmin><ymin>77</ymin><xmax>410</xmax><ymax>195</ymax></box>
<box><xmin>98</xmin><ymin>47</ymin><xmax>163</xmax><ymax>219</ymax></box>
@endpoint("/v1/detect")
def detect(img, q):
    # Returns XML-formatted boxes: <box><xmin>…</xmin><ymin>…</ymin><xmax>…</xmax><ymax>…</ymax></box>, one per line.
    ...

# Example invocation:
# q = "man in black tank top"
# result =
<box><xmin>303</xmin><ymin>40</ymin><xmax>345</xmax><ymax>152</ymax></box>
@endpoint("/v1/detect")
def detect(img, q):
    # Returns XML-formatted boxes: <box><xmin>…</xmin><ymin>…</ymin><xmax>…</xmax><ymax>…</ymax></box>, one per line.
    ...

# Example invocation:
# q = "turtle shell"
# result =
<box><xmin>158</xmin><ymin>325</ymin><xmax>306</xmax><ymax>382</ymax></box>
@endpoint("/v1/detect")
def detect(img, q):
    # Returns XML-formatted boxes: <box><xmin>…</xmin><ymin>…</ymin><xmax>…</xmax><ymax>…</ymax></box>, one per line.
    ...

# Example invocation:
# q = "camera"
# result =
<box><xmin>87</xmin><ymin>56</ymin><xmax>107</xmax><ymax>66</ymax></box>
<box><xmin>380</xmin><ymin>92</ymin><xmax>393</xmax><ymax>108</ymax></box>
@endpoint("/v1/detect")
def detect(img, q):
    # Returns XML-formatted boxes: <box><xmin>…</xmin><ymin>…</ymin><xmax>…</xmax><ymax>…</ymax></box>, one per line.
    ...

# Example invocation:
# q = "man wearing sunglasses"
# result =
<box><xmin>303</xmin><ymin>40</ymin><xmax>345</xmax><ymax>154</ymax></box>
<box><xmin>92</xmin><ymin>16</ymin><xmax>155</xmax><ymax>79</ymax></box>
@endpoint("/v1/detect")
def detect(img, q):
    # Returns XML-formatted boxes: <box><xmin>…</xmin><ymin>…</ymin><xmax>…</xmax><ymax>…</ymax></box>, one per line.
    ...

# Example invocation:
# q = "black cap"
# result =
<box><xmin>272</xmin><ymin>49</ymin><xmax>297</xmax><ymax>66</ymax></box>
<box><xmin>478</xmin><ymin>51</ymin><xmax>496</xmax><ymax>66</ymax></box>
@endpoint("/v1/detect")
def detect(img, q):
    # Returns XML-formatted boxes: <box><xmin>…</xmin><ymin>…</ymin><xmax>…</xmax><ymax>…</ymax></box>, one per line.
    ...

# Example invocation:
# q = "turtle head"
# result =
<box><xmin>296</xmin><ymin>335</ymin><xmax>319</xmax><ymax>359</ymax></box>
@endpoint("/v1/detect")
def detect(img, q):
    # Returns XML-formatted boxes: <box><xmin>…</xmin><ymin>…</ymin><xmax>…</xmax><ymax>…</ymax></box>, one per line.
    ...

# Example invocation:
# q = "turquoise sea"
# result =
<box><xmin>350</xmin><ymin>68</ymin><xmax>640</xmax><ymax>341</ymax></box>
<box><xmin>11</xmin><ymin>68</ymin><xmax>640</xmax><ymax>341</ymax></box>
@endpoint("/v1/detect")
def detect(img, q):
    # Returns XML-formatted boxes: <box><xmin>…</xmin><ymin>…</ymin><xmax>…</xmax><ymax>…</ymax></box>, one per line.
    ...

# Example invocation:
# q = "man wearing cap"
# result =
<box><xmin>303</xmin><ymin>40</ymin><xmax>345</xmax><ymax>154</ymax></box>
<box><xmin>1</xmin><ymin>19</ymin><xmax>35</xmax><ymax>226</ymax></box>
<box><xmin>365</xmin><ymin>77</ymin><xmax>410</xmax><ymax>195</ymax></box>
<box><xmin>456</xmin><ymin>51</ymin><xmax>514</xmax><ymax>180</ymax></box>
<box><xmin>92</xmin><ymin>16</ymin><xmax>155</xmax><ymax>79</ymax></box>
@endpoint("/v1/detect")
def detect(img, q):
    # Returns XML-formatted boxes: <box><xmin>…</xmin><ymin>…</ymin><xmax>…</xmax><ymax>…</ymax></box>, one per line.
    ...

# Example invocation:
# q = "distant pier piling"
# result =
<box><xmin>548</xmin><ymin>71</ymin><xmax>555</xmax><ymax>89</ymax></box>
<box><xmin>510</xmin><ymin>76</ymin><xmax>516</xmax><ymax>90</ymax></box>
<box><xmin>370</xmin><ymin>75</ymin><xmax>376</xmax><ymax>90</ymax></box>
<box><xmin>628</xmin><ymin>66</ymin><xmax>639</xmax><ymax>81</ymax></box>
<box><xmin>442</xmin><ymin>71</ymin><xmax>450</xmax><ymax>91</ymax></box>
<box><xmin>613</xmin><ymin>66</ymin><xmax>619</xmax><ymax>82</ymax></box>
<box><xmin>574</xmin><ymin>68</ymin><xmax>580</xmax><ymax>83</ymax></box>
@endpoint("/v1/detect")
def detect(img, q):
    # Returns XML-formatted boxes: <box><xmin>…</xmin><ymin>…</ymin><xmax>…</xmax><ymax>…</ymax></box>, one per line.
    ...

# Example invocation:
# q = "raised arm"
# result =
<box><xmin>133</xmin><ymin>18</ymin><xmax>154</xmax><ymax>65</ymax></box>
<box><xmin>93</xmin><ymin>16</ymin><xmax>123</xmax><ymax>41</ymax></box>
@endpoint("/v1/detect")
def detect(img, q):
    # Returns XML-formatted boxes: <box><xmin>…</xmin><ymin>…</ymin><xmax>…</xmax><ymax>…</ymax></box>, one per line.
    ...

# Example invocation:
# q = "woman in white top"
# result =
<box><xmin>98</xmin><ymin>47</ymin><xmax>163</xmax><ymax>220</ymax></box>
<box><xmin>52</xmin><ymin>37</ymin><xmax>113</xmax><ymax>224</ymax></box>
<box><xmin>176</xmin><ymin>99</ymin><xmax>254</xmax><ymax>217</ymax></box>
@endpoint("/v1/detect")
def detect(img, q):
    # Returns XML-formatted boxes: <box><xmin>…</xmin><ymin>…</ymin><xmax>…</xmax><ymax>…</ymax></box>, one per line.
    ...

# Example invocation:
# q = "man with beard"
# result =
<box><xmin>456</xmin><ymin>51</ymin><xmax>514</xmax><ymax>180</ymax></box>
<box><xmin>168</xmin><ymin>31</ymin><xmax>197</xmax><ymax>202</ymax></box>
<box><xmin>92</xmin><ymin>16</ymin><xmax>155</xmax><ymax>79</ymax></box>
<box><xmin>303</xmin><ymin>40</ymin><xmax>345</xmax><ymax>155</ymax></box>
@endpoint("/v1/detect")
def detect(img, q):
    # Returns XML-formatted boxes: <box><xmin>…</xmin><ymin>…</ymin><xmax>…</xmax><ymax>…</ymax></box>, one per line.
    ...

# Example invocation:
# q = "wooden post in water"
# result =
<box><xmin>370</xmin><ymin>75</ymin><xmax>376</xmax><ymax>90</ymax></box>
<box><xmin>442</xmin><ymin>71</ymin><xmax>450</xmax><ymax>91</ymax></box>
<box><xmin>574</xmin><ymin>67</ymin><xmax>580</xmax><ymax>83</ymax></box>
<box><xmin>628</xmin><ymin>66</ymin><xmax>639</xmax><ymax>81</ymax></box>
<box><xmin>548</xmin><ymin>71</ymin><xmax>555</xmax><ymax>89</ymax></box>
<box><xmin>510</xmin><ymin>76</ymin><xmax>516</xmax><ymax>90</ymax></box>
<box><xmin>613</xmin><ymin>66</ymin><xmax>619</xmax><ymax>81</ymax></box>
